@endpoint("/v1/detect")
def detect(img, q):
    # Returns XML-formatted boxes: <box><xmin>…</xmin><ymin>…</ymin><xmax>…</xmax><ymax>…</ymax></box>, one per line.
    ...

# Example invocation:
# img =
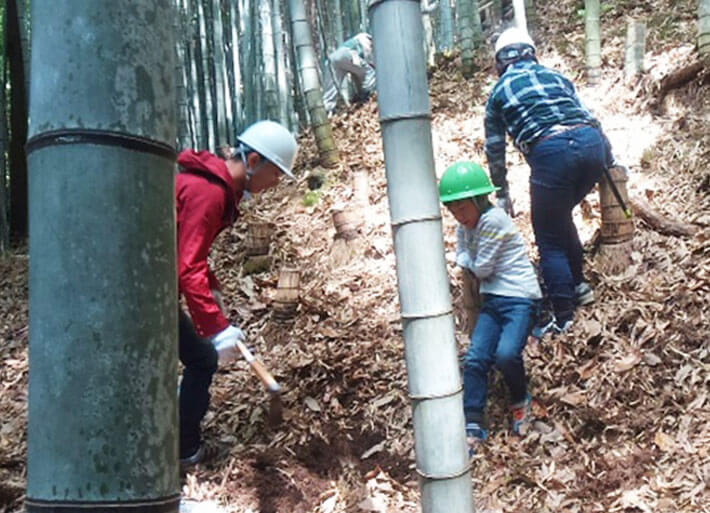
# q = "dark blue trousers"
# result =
<box><xmin>526</xmin><ymin>125</ymin><xmax>610</xmax><ymax>322</ymax></box>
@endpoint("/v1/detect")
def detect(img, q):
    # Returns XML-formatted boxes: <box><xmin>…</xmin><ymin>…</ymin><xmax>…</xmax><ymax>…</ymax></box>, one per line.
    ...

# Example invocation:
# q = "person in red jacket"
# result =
<box><xmin>176</xmin><ymin>120</ymin><xmax>298</xmax><ymax>466</ymax></box>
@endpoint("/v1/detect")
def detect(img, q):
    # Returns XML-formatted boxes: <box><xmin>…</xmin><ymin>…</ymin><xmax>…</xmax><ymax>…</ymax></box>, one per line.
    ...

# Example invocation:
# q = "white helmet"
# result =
<box><xmin>494</xmin><ymin>27</ymin><xmax>536</xmax><ymax>55</ymax></box>
<box><xmin>237</xmin><ymin>120</ymin><xmax>299</xmax><ymax>179</ymax></box>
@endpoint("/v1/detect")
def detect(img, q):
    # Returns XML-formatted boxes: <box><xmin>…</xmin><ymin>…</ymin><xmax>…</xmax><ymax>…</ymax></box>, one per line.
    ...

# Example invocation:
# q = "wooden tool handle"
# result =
<box><xmin>235</xmin><ymin>339</ymin><xmax>281</xmax><ymax>393</ymax></box>
<box><xmin>250</xmin><ymin>359</ymin><xmax>281</xmax><ymax>394</ymax></box>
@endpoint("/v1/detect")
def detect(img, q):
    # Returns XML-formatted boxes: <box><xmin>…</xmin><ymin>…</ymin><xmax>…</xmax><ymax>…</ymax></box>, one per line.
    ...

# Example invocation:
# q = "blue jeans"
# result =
<box><xmin>526</xmin><ymin>125</ymin><xmax>610</xmax><ymax>322</ymax></box>
<box><xmin>463</xmin><ymin>294</ymin><xmax>537</xmax><ymax>423</ymax></box>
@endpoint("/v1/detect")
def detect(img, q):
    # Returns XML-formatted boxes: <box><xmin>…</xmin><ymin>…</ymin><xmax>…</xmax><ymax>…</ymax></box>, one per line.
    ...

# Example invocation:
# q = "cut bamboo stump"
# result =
<box><xmin>246</xmin><ymin>222</ymin><xmax>273</xmax><ymax>256</ymax></box>
<box><xmin>243</xmin><ymin>222</ymin><xmax>273</xmax><ymax>275</ymax></box>
<box><xmin>329</xmin><ymin>207</ymin><xmax>365</xmax><ymax>268</ymax></box>
<box><xmin>332</xmin><ymin>208</ymin><xmax>363</xmax><ymax>241</ymax></box>
<box><xmin>272</xmin><ymin>268</ymin><xmax>300</xmax><ymax>322</ymax></box>
<box><xmin>461</xmin><ymin>269</ymin><xmax>481</xmax><ymax>337</ymax></box>
<box><xmin>597</xmin><ymin>165</ymin><xmax>634</xmax><ymax>274</ymax></box>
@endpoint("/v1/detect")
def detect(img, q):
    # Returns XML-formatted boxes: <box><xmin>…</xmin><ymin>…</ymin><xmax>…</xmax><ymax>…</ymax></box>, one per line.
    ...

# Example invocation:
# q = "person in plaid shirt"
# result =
<box><xmin>484</xmin><ymin>28</ymin><xmax>612</xmax><ymax>336</ymax></box>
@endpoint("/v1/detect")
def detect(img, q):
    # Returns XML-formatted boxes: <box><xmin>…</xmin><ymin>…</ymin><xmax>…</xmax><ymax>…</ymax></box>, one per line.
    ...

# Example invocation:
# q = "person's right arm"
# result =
<box><xmin>484</xmin><ymin>90</ymin><xmax>508</xmax><ymax>199</ymax></box>
<box><xmin>177</xmin><ymin>186</ymin><xmax>230</xmax><ymax>338</ymax></box>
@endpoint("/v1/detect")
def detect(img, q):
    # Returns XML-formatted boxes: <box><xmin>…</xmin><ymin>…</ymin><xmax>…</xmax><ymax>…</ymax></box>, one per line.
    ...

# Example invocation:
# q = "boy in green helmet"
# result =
<box><xmin>439</xmin><ymin>161</ymin><xmax>542</xmax><ymax>450</ymax></box>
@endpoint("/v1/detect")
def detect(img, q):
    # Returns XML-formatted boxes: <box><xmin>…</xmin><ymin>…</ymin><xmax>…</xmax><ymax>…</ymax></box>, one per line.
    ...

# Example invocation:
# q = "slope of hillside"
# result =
<box><xmin>1</xmin><ymin>1</ymin><xmax>709</xmax><ymax>512</ymax></box>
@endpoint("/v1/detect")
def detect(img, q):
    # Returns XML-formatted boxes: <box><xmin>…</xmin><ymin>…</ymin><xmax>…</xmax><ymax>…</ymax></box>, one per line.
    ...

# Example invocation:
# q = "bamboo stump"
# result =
<box><xmin>244</xmin><ymin>222</ymin><xmax>273</xmax><ymax>275</ymax></box>
<box><xmin>246</xmin><ymin>222</ymin><xmax>272</xmax><ymax>255</ymax></box>
<box><xmin>461</xmin><ymin>269</ymin><xmax>481</xmax><ymax>337</ymax></box>
<box><xmin>330</xmin><ymin>206</ymin><xmax>365</xmax><ymax>267</ymax></box>
<box><xmin>272</xmin><ymin>268</ymin><xmax>300</xmax><ymax>322</ymax></box>
<box><xmin>597</xmin><ymin>166</ymin><xmax>634</xmax><ymax>274</ymax></box>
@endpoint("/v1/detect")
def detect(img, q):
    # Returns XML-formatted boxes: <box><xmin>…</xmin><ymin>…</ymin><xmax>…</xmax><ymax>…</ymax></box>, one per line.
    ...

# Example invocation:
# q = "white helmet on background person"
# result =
<box><xmin>494</xmin><ymin>28</ymin><xmax>537</xmax><ymax>76</ymax></box>
<box><xmin>494</xmin><ymin>27</ymin><xmax>536</xmax><ymax>55</ymax></box>
<box><xmin>237</xmin><ymin>120</ymin><xmax>299</xmax><ymax>179</ymax></box>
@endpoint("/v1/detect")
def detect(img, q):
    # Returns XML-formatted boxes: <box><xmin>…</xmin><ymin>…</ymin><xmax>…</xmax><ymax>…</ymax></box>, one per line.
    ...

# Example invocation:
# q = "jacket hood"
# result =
<box><xmin>177</xmin><ymin>149</ymin><xmax>243</xmax><ymax>223</ymax></box>
<box><xmin>177</xmin><ymin>150</ymin><xmax>234</xmax><ymax>190</ymax></box>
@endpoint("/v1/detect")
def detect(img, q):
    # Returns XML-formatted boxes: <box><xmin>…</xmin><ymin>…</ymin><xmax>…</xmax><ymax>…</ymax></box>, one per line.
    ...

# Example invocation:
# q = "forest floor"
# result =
<box><xmin>1</xmin><ymin>1</ymin><xmax>709</xmax><ymax>512</ymax></box>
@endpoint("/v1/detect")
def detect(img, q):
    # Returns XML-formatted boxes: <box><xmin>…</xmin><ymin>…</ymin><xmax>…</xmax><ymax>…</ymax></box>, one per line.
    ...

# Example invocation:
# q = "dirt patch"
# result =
<box><xmin>293</xmin><ymin>427</ymin><xmax>411</xmax><ymax>482</ymax></box>
<box><xmin>247</xmin><ymin>453</ymin><xmax>328</xmax><ymax>513</ymax></box>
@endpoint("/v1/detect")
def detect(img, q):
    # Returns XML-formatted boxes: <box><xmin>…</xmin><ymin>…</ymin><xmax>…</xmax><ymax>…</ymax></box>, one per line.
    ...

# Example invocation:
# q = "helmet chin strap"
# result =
<box><xmin>237</xmin><ymin>145</ymin><xmax>266</xmax><ymax>186</ymax></box>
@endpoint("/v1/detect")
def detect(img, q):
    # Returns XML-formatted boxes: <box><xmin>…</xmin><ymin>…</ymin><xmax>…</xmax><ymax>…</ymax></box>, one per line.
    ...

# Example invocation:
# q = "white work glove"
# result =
<box><xmin>210</xmin><ymin>325</ymin><xmax>246</xmax><ymax>365</ymax></box>
<box><xmin>456</xmin><ymin>251</ymin><xmax>474</xmax><ymax>271</ymax></box>
<box><xmin>496</xmin><ymin>195</ymin><xmax>515</xmax><ymax>217</ymax></box>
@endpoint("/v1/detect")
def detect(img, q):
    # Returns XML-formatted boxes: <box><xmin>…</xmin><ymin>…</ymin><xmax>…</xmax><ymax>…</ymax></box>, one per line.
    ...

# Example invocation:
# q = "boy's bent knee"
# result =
<box><xmin>495</xmin><ymin>349</ymin><xmax>520</xmax><ymax>369</ymax></box>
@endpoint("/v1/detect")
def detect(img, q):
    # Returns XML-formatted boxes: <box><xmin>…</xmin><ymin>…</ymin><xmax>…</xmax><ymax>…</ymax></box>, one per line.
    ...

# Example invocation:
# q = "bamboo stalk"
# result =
<box><xmin>585</xmin><ymin>0</ymin><xmax>602</xmax><ymax>86</ymax></box>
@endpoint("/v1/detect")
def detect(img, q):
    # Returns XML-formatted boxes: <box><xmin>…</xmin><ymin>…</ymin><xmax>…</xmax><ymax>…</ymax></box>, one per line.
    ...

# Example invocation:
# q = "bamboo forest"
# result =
<box><xmin>1</xmin><ymin>1</ymin><xmax>709</xmax><ymax>513</ymax></box>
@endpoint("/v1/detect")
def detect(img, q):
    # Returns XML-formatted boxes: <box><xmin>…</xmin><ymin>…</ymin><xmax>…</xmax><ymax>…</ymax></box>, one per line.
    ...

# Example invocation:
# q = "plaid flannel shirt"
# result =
<box><xmin>484</xmin><ymin>60</ymin><xmax>595</xmax><ymax>196</ymax></box>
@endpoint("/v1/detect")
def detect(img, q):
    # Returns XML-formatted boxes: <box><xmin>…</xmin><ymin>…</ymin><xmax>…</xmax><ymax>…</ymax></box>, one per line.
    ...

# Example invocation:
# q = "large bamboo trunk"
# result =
<box><xmin>26</xmin><ymin>1</ymin><xmax>179</xmax><ymax>509</ymax></box>
<box><xmin>369</xmin><ymin>1</ymin><xmax>474</xmax><ymax>510</ymax></box>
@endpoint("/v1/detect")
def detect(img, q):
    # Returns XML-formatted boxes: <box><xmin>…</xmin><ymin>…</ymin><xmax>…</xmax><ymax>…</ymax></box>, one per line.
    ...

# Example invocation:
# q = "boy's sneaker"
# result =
<box><xmin>575</xmin><ymin>282</ymin><xmax>595</xmax><ymax>306</ymax></box>
<box><xmin>531</xmin><ymin>317</ymin><xmax>572</xmax><ymax>339</ymax></box>
<box><xmin>511</xmin><ymin>394</ymin><xmax>532</xmax><ymax>436</ymax></box>
<box><xmin>465</xmin><ymin>422</ymin><xmax>488</xmax><ymax>457</ymax></box>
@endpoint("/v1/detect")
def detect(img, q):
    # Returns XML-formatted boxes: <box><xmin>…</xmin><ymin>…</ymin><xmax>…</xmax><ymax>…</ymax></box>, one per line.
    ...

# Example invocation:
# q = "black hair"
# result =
<box><xmin>495</xmin><ymin>43</ymin><xmax>537</xmax><ymax>76</ymax></box>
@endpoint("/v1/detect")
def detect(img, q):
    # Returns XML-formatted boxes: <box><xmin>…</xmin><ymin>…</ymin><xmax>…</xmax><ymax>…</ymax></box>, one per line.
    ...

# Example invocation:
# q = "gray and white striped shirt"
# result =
<box><xmin>456</xmin><ymin>207</ymin><xmax>542</xmax><ymax>300</ymax></box>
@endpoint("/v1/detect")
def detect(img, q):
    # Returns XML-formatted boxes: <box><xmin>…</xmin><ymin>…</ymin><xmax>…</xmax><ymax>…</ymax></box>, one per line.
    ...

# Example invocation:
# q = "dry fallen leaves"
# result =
<box><xmin>2</xmin><ymin>2</ymin><xmax>710</xmax><ymax>512</ymax></box>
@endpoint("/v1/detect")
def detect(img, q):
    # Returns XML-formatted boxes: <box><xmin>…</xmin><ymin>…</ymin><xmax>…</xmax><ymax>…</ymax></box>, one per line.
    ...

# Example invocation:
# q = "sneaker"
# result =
<box><xmin>575</xmin><ymin>282</ymin><xmax>595</xmax><ymax>306</ymax></box>
<box><xmin>511</xmin><ymin>394</ymin><xmax>532</xmax><ymax>436</ymax></box>
<box><xmin>180</xmin><ymin>444</ymin><xmax>205</xmax><ymax>468</ymax></box>
<box><xmin>531</xmin><ymin>317</ymin><xmax>573</xmax><ymax>339</ymax></box>
<box><xmin>465</xmin><ymin>422</ymin><xmax>488</xmax><ymax>457</ymax></box>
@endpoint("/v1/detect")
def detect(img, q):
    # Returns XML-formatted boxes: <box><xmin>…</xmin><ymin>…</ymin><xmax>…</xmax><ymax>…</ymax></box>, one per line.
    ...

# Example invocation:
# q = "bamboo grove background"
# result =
<box><xmin>0</xmin><ymin>0</ymin><xmax>520</xmax><ymax>250</ymax></box>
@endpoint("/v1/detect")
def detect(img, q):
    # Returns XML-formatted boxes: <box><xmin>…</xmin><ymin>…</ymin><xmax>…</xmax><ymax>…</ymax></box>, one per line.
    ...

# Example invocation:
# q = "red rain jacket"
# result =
<box><xmin>176</xmin><ymin>150</ymin><xmax>243</xmax><ymax>337</ymax></box>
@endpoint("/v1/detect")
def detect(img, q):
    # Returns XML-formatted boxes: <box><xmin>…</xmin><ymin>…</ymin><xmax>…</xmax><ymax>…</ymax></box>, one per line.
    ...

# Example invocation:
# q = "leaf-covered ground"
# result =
<box><xmin>1</xmin><ymin>1</ymin><xmax>709</xmax><ymax>512</ymax></box>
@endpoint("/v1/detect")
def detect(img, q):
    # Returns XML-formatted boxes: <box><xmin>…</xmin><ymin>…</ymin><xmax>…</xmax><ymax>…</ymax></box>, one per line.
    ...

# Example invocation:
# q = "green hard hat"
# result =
<box><xmin>439</xmin><ymin>161</ymin><xmax>499</xmax><ymax>203</ymax></box>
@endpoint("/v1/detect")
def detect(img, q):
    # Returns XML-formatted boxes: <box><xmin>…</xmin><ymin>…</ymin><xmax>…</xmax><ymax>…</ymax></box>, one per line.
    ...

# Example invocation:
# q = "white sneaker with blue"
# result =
<box><xmin>575</xmin><ymin>282</ymin><xmax>595</xmax><ymax>306</ymax></box>
<box><xmin>465</xmin><ymin>422</ymin><xmax>488</xmax><ymax>457</ymax></box>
